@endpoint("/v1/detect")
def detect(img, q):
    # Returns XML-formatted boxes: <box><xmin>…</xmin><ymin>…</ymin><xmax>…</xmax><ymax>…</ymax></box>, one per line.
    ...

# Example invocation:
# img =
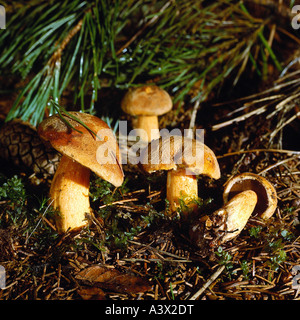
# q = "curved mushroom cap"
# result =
<box><xmin>37</xmin><ymin>112</ymin><xmax>124</xmax><ymax>187</ymax></box>
<box><xmin>121</xmin><ymin>85</ymin><xmax>173</xmax><ymax>116</ymax></box>
<box><xmin>140</xmin><ymin>135</ymin><xmax>220</xmax><ymax>179</ymax></box>
<box><xmin>223</xmin><ymin>172</ymin><xmax>277</xmax><ymax>219</ymax></box>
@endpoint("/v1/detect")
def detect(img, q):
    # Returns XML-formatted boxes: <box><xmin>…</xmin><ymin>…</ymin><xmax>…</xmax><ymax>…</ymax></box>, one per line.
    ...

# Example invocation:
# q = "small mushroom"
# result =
<box><xmin>37</xmin><ymin>112</ymin><xmax>124</xmax><ymax>233</ymax></box>
<box><xmin>223</xmin><ymin>172</ymin><xmax>277</xmax><ymax>219</ymax></box>
<box><xmin>140</xmin><ymin>135</ymin><xmax>220</xmax><ymax>215</ymax></box>
<box><xmin>189</xmin><ymin>190</ymin><xmax>257</xmax><ymax>248</ymax></box>
<box><xmin>121</xmin><ymin>85</ymin><xmax>173</xmax><ymax>142</ymax></box>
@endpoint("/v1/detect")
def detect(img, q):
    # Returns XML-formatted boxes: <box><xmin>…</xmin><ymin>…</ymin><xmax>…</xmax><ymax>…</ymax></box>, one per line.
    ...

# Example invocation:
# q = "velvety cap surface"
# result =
<box><xmin>37</xmin><ymin>112</ymin><xmax>124</xmax><ymax>187</ymax></box>
<box><xmin>121</xmin><ymin>85</ymin><xmax>172</xmax><ymax>116</ymax></box>
<box><xmin>140</xmin><ymin>135</ymin><xmax>220</xmax><ymax>179</ymax></box>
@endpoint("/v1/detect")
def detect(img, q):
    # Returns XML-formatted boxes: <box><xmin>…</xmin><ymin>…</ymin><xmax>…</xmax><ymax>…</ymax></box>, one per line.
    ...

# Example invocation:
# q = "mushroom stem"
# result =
<box><xmin>166</xmin><ymin>169</ymin><xmax>198</xmax><ymax>214</ymax></box>
<box><xmin>136</xmin><ymin>115</ymin><xmax>160</xmax><ymax>142</ymax></box>
<box><xmin>212</xmin><ymin>190</ymin><xmax>257</xmax><ymax>243</ymax></box>
<box><xmin>50</xmin><ymin>155</ymin><xmax>91</xmax><ymax>233</ymax></box>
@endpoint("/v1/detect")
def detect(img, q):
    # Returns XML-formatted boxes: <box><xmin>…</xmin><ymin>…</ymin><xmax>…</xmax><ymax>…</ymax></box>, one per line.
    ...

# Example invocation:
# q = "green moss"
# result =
<box><xmin>0</xmin><ymin>174</ymin><xmax>27</xmax><ymax>227</ymax></box>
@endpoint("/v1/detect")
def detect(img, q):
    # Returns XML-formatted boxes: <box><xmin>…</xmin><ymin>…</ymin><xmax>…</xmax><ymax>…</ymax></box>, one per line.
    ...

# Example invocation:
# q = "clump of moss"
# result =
<box><xmin>0</xmin><ymin>174</ymin><xmax>59</xmax><ymax>251</ymax></box>
<box><xmin>248</xmin><ymin>222</ymin><xmax>295</xmax><ymax>271</ymax></box>
<box><xmin>0</xmin><ymin>174</ymin><xmax>27</xmax><ymax>227</ymax></box>
<box><xmin>88</xmin><ymin>174</ymin><xmax>166</xmax><ymax>250</ymax></box>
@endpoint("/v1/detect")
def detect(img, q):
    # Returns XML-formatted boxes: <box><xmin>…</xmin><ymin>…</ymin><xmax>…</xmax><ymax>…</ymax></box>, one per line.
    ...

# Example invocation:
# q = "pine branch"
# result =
<box><xmin>0</xmin><ymin>0</ymin><xmax>286</xmax><ymax>126</ymax></box>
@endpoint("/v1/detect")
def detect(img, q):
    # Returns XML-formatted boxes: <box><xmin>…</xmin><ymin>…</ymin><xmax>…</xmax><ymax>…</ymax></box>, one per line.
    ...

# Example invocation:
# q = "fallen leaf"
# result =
<box><xmin>77</xmin><ymin>286</ymin><xmax>106</xmax><ymax>300</ymax></box>
<box><xmin>76</xmin><ymin>265</ymin><xmax>152</xmax><ymax>294</ymax></box>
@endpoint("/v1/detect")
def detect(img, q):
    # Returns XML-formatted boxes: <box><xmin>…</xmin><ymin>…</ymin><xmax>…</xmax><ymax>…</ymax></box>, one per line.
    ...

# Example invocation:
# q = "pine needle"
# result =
<box><xmin>0</xmin><ymin>0</ymin><xmax>284</xmax><ymax>125</ymax></box>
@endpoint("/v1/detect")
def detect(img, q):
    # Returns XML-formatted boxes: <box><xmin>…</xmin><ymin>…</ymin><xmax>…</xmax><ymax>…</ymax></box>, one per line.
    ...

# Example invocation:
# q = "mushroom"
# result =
<box><xmin>189</xmin><ymin>190</ymin><xmax>257</xmax><ymax>248</ymax></box>
<box><xmin>223</xmin><ymin>172</ymin><xmax>277</xmax><ymax>219</ymax></box>
<box><xmin>140</xmin><ymin>135</ymin><xmax>220</xmax><ymax>215</ymax></box>
<box><xmin>121</xmin><ymin>85</ymin><xmax>173</xmax><ymax>142</ymax></box>
<box><xmin>37</xmin><ymin>112</ymin><xmax>124</xmax><ymax>233</ymax></box>
<box><xmin>209</xmin><ymin>190</ymin><xmax>258</xmax><ymax>243</ymax></box>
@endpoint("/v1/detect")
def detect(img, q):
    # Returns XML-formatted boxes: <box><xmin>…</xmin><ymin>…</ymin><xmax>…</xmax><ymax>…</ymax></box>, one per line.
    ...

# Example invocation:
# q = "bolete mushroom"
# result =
<box><xmin>189</xmin><ymin>190</ymin><xmax>258</xmax><ymax>248</ymax></box>
<box><xmin>209</xmin><ymin>190</ymin><xmax>257</xmax><ymax>242</ymax></box>
<box><xmin>140</xmin><ymin>135</ymin><xmax>220</xmax><ymax>215</ymax></box>
<box><xmin>121</xmin><ymin>85</ymin><xmax>173</xmax><ymax>142</ymax></box>
<box><xmin>37</xmin><ymin>112</ymin><xmax>124</xmax><ymax>233</ymax></box>
<box><xmin>223</xmin><ymin>172</ymin><xmax>277</xmax><ymax>219</ymax></box>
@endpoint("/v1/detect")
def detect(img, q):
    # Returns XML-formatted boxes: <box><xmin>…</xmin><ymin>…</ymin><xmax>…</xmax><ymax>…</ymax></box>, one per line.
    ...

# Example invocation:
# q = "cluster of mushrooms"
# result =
<box><xmin>37</xmin><ymin>85</ymin><xmax>277</xmax><ymax>250</ymax></box>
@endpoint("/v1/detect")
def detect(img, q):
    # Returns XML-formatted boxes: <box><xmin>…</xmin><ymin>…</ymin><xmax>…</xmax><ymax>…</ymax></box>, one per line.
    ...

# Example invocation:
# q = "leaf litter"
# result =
<box><xmin>0</xmin><ymin>0</ymin><xmax>300</xmax><ymax>301</ymax></box>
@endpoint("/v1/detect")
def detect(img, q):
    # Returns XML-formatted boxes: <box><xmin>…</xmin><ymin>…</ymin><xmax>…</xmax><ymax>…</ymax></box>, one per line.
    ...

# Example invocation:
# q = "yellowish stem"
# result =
<box><xmin>136</xmin><ymin>115</ymin><xmax>160</xmax><ymax>142</ymax></box>
<box><xmin>166</xmin><ymin>169</ymin><xmax>198</xmax><ymax>215</ymax></box>
<box><xmin>50</xmin><ymin>155</ymin><xmax>91</xmax><ymax>233</ymax></box>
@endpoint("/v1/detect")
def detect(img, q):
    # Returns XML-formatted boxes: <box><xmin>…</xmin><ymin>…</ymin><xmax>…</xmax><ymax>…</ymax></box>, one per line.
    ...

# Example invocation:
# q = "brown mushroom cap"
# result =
<box><xmin>223</xmin><ymin>172</ymin><xmax>277</xmax><ymax>219</ymax></box>
<box><xmin>140</xmin><ymin>135</ymin><xmax>220</xmax><ymax>179</ymax></box>
<box><xmin>37</xmin><ymin>112</ymin><xmax>124</xmax><ymax>187</ymax></box>
<box><xmin>121</xmin><ymin>85</ymin><xmax>173</xmax><ymax>116</ymax></box>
